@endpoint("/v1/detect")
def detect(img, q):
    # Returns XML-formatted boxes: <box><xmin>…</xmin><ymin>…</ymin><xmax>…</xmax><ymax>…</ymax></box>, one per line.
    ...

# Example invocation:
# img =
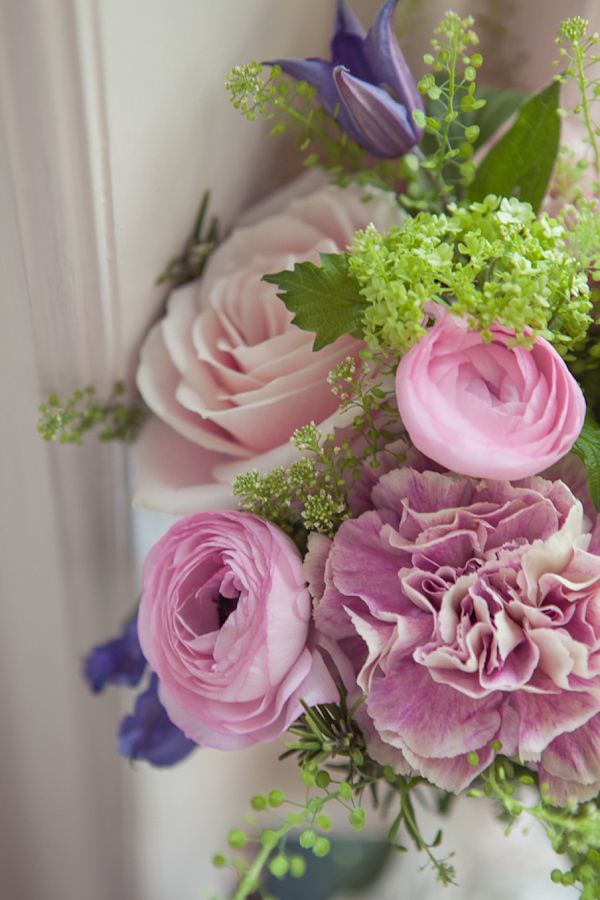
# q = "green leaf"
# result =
<box><xmin>571</xmin><ymin>413</ymin><xmax>600</xmax><ymax>512</ymax></box>
<box><xmin>468</xmin><ymin>80</ymin><xmax>560</xmax><ymax>211</ymax></box>
<box><xmin>469</xmin><ymin>85</ymin><xmax>528</xmax><ymax>150</ymax></box>
<box><xmin>262</xmin><ymin>253</ymin><xmax>366</xmax><ymax>351</ymax></box>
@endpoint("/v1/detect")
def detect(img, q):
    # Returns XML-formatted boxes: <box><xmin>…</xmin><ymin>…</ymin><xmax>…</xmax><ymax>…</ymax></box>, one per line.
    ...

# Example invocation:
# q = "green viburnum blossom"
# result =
<box><xmin>348</xmin><ymin>194</ymin><xmax>592</xmax><ymax>355</ymax></box>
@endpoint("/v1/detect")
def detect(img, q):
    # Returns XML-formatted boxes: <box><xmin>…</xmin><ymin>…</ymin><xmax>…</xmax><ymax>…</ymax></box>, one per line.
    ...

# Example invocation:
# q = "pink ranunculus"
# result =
<box><xmin>307</xmin><ymin>467</ymin><xmax>600</xmax><ymax>800</ymax></box>
<box><xmin>395</xmin><ymin>307</ymin><xmax>585</xmax><ymax>480</ymax></box>
<box><xmin>134</xmin><ymin>178</ymin><xmax>405</xmax><ymax>514</ymax></box>
<box><xmin>137</xmin><ymin>510</ymin><xmax>338</xmax><ymax>750</ymax></box>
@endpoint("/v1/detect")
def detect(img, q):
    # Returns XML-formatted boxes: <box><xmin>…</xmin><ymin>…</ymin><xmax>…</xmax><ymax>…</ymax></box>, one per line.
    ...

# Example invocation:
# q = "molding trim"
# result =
<box><xmin>0</xmin><ymin>2</ymin><xmax>136</xmax><ymax>899</ymax></box>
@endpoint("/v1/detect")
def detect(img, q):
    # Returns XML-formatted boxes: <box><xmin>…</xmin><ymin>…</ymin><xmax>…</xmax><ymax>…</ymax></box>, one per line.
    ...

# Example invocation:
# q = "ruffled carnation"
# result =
<box><xmin>307</xmin><ymin>467</ymin><xmax>600</xmax><ymax>801</ymax></box>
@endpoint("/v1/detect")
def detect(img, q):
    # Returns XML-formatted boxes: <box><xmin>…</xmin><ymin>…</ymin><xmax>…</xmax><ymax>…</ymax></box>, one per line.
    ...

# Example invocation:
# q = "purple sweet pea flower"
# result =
<box><xmin>270</xmin><ymin>0</ymin><xmax>424</xmax><ymax>158</ymax></box>
<box><xmin>118</xmin><ymin>673</ymin><xmax>197</xmax><ymax>766</ymax></box>
<box><xmin>83</xmin><ymin>619</ymin><xmax>147</xmax><ymax>692</ymax></box>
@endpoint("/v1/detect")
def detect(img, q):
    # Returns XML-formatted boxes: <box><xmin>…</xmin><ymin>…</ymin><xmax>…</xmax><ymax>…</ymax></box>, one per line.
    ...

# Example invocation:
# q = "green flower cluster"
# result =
<box><xmin>349</xmin><ymin>194</ymin><xmax>592</xmax><ymax>355</ymax></box>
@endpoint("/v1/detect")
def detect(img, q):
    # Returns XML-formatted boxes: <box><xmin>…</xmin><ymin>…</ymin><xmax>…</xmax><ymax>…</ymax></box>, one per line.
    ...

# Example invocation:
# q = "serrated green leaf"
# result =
<box><xmin>571</xmin><ymin>414</ymin><xmax>600</xmax><ymax>512</ymax></box>
<box><xmin>262</xmin><ymin>253</ymin><xmax>366</xmax><ymax>351</ymax></box>
<box><xmin>468</xmin><ymin>80</ymin><xmax>560</xmax><ymax>211</ymax></box>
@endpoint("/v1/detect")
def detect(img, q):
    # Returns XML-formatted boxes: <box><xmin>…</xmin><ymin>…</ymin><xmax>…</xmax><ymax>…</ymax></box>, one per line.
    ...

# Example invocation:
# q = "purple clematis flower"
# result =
<box><xmin>271</xmin><ymin>0</ymin><xmax>424</xmax><ymax>158</ymax></box>
<box><xmin>118</xmin><ymin>673</ymin><xmax>197</xmax><ymax>766</ymax></box>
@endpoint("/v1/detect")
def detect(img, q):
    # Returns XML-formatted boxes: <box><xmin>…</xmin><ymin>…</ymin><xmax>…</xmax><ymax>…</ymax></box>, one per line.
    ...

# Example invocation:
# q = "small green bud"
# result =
<box><xmin>299</xmin><ymin>829</ymin><xmax>316</xmax><ymax>849</ymax></box>
<box><xmin>290</xmin><ymin>855</ymin><xmax>307</xmax><ymax>878</ymax></box>
<box><xmin>227</xmin><ymin>829</ymin><xmax>247</xmax><ymax>849</ymax></box>
<box><xmin>467</xmin><ymin>752</ymin><xmax>479</xmax><ymax>766</ymax></box>
<box><xmin>269</xmin><ymin>855</ymin><xmax>289</xmax><ymax>879</ymax></box>
<box><xmin>268</xmin><ymin>790</ymin><xmax>285</xmax><ymax>808</ymax></box>
<box><xmin>317</xmin><ymin>814</ymin><xmax>332</xmax><ymax>831</ymax></box>
<box><xmin>313</xmin><ymin>837</ymin><xmax>331</xmax><ymax>858</ymax></box>
<box><xmin>251</xmin><ymin>794</ymin><xmax>268</xmax><ymax>811</ymax></box>
<box><xmin>212</xmin><ymin>854</ymin><xmax>227</xmax><ymax>868</ymax></box>
<box><xmin>301</xmin><ymin>770</ymin><xmax>315</xmax><ymax>788</ymax></box>
<box><xmin>349</xmin><ymin>807</ymin><xmax>366</xmax><ymax>831</ymax></box>
<box><xmin>339</xmin><ymin>782</ymin><xmax>353</xmax><ymax>801</ymax></box>
<box><xmin>315</xmin><ymin>770</ymin><xmax>331</xmax><ymax>789</ymax></box>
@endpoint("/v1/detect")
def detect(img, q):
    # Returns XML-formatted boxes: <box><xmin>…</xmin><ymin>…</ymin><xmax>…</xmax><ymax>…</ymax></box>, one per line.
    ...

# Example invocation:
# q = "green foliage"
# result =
<box><xmin>232</xmin><ymin>424</ymin><xmax>351</xmax><ymax>541</ymax></box>
<box><xmin>262</xmin><ymin>253</ymin><xmax>367</xmax><ymax>351</ymax></box>
<box><xmin>412</xmin><ymin>12</ymin><xmax>484</xmax><ymax>204</ymax></box>
<box><xmin>225</xmin><ymin>62</ymin><xmax>369</xmax><ymax>176</ymax></box>
<box><xmin>348</xmin><ymin>196</ymin><xmax>592</xmax><ymax>355</ymax></box>
<box><xmin>232</xmin><ymin>359</ymin><xmax>402</xmax><ymax>539</ymax></box>
<box><xmin>37</xmin><ymin>383</ymin><xmax>145</xmax><ymax>444</ymax></box>
<box><xmin>567</xmin><ymin>200</ymin><xmax>600</xmax><ymax>278</ymax></box>
<box><xmin>468</xmin><ymin>81</ymin><xmax>561</xmax><ymax>212</ymax></box>
<box><xmin>571</xmin><ymin>413</ymin><xmax>600</xmax><ymax>512</ymax></box>
<box><xmin>421</xmin><ymin>82</ymin><xmax>527</xmax><ymax>160</ymax></box>
<box><xmin>156</xmin><ymin>191</ymin><xmax>219</xmax><ymax>286</ymax></box>
<box><xmin>213</xmin><ymin>689</ymin><xmax>456</xmax><ymax>900</ymax></box>
<box><xmin>475</xmin><ymin>756</ymin><xmax>600</xmax><ymax>897</ymax></box>
<box><xmin>233</xmin><ymin>421</ymin><xmax>354</xmax><ymax>540</ymax></box>
<box><xmin>554</xmin><ymin>17</ymin><xmax>600</xmax><ymax>195</ymax></box>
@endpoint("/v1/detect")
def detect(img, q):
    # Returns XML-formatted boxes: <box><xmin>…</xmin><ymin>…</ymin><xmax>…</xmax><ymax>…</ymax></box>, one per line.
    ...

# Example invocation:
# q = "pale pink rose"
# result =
<box><xmin>137</xmin><ymin>510</ymin><xmax>338</xmax><ymax>750</ymax></box>
<box><xmin>395</xmin><ymin>307</ymin><xmax>585</xmax><ymax>480</ymax></box>
<box><xmin>134</xmin><ymin>178</ymin><xmax>405</xmax><ymax>514</ymax></box>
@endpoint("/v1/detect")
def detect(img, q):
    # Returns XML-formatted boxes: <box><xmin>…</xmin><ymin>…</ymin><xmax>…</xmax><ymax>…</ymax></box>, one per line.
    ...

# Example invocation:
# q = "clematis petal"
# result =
<box><xmin>272</xmin><ymin>57</ymin><xmax>368</xmax><ymax>146</ymax></box>
<box><xmin>270</xmin><ymin>1</ymin><xmax>422</xmax><ymax>158</ymax></box>
<box><xmin>270</xmin><ymin>57</ymin><xmax>339</xmax><ymax>111</ymax></box>
<box><xmin>118</xmin><ymin>674</ymin><xmax>197</xmax><ymax>766</ymax></box>
<box><xmin>333</xmin><ymin>67</ymin><xmax>421</xmax><ymax>157</ymax></box>
<box><xmin>333</xmin><ymin>0</ymin><xmax>365</xmax><ymax>39</ymax></box>
<box><xmin>365</xmin><ymin>0</ymin><xmax>425</xmax><ymax>132</ymax></box>
<box><xmin>331</xmin><ymin>0</ymin><xmax>375</xmax><ymax>82</ymax></box>
<box><xmin>83</xmin><ymin>619</ymin><xmax>146</xmax><ymax>692</ymax></box>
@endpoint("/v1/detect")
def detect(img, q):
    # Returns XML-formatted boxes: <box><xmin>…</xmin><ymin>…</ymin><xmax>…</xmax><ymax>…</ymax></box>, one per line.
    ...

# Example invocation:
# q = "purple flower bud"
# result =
<box><xmin>118</xmin><ymin>673</ymin><xmax>197</xmax><ymax>766</ymax></box>
<box><xmin>271</xmin><ymin>0</ymin><xmax>423</xmax><ymax>158</ymax></box>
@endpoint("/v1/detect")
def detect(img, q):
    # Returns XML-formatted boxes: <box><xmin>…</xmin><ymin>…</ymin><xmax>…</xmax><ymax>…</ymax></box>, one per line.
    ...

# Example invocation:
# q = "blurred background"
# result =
<box><xmin>0</xmin><ymin>1</ymin><xmax>595</xmax><ymax>898</ymax></box>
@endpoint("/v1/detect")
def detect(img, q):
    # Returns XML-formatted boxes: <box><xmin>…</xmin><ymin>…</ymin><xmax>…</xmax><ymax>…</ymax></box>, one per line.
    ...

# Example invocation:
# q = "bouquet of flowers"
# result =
<box><xmin>40</xmin><ymin>2</ymin><xmax>600</xmax><ymax>897</ymax></box>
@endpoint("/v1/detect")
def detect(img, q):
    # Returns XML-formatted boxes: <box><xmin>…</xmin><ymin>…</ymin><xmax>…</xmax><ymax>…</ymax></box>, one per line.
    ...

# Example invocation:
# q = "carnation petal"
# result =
<box><xmin>516</xmin><ymin>690</ymin><xmax>600</xmax><ymax>758</ymax></box>
<box><xmin>367</xmin><ymin>658</ymin><xmax>502</xmax><ymax>759</ymax></box>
